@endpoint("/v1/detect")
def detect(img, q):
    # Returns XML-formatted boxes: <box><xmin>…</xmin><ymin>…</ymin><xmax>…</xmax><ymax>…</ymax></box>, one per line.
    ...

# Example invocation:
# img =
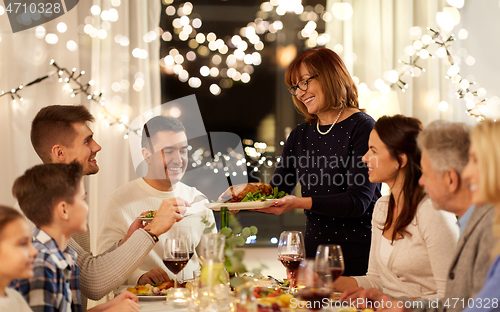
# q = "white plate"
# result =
<box><xmin>115</xmin><ymin>285</ymin><xmax>166</xmax><ymax>301</ymax></box>
<box><xmin>205</xmin><ymin>200</ymin><xmax>275</xmax><ymax>211</ymax></box>
<box><xmin>136</xmin><ymin>217</ymin><xmax>154</xmax><ymax>222</ymax></box>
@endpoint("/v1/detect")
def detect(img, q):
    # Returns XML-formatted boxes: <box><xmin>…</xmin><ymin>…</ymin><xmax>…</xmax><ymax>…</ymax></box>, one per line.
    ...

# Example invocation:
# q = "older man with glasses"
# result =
<box><xmin>344</xmin><ymin>120</ymin><xmax>495</xmax><ymax>312</ymax></box>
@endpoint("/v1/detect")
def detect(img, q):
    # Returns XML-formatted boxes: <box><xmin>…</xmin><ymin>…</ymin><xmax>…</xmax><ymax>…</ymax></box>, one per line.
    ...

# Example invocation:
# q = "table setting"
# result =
<box><xmin>121</xmin><ymin>183</ymin><xmax>357</xmax><ymax>311</ymax></box>
<box><xmin>113</xmin><ymin>231</ymin><xmax>352</xmax><ymax>311</ymax></box>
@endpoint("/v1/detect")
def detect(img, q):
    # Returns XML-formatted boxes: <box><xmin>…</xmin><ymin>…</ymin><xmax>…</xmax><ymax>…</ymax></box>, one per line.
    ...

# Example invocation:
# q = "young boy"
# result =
<box><xmin>10</xmin><ymin>162</ymin><xmax>139</xmax><ymax>312</ymax></box>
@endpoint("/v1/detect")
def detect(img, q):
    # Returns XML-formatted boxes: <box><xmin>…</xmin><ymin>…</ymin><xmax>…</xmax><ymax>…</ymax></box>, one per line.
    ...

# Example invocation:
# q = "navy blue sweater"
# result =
<box><xmin>271</xmin><ymin>112</ymin><xmax>381</xmax><ymax>275</ymax></box>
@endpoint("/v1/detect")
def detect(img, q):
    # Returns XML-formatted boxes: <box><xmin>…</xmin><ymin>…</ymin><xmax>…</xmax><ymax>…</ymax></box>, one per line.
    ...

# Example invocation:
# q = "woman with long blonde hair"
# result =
<box><xmin>461</xmin><ymin>120</ymin><xmax>500</xmax><ymax>311</ymax></box>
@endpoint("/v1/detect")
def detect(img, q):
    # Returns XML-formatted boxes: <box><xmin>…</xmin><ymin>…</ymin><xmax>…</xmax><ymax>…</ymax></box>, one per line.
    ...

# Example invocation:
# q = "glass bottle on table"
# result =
<box><xmin>197</xmin><ymin>233</ymin><xmax>231</xmax><ymax>312</ymax></box>
<box><xmin>277</xmin><ymin>231</ymin><xmax>305</xmax><ymax>290</ymax></box>
<box><xmin>163</xmin><ymin>237</ymin><xmax>189</xmax><ymax>288</ymax></box>
<box><xmin>199</xmin><ymin>233</ymin><xmax>229</xmax><ymax>288</ymax></box>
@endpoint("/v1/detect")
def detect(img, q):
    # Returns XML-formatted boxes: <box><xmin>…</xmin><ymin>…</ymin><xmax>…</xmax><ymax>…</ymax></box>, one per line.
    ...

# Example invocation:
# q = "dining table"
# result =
<box><xmin>132</xmin><ymin>291</ymin><xmax>343</xmax><ymax>311</ymax></box>
<box><xmin>138</xmin><ymin>299</ymin><xmax>188</xmax><ymax>312</ymax></box>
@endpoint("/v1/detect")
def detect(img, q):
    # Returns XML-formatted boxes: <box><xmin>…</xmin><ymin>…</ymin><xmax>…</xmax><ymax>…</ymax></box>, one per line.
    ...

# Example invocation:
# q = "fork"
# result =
<box><xmin>190</xmin><ymin>194</ymin><xmax>208</xmax><ymax>205</ymax></box>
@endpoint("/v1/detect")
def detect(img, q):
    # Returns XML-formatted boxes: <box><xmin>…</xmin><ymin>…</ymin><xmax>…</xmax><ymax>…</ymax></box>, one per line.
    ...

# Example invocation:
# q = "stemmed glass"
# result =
<box><xmin>163</xmin><ymin>237</ymin><xmax>189</xmax><ymax>288</ymax></box>
<box><xmin>277</xmin><ymin>231</ymin><xmax>305</xmax><ymax>290</ymax></box>
<box><xmin>173</xmin><ymin>227</ymin><xmax>196</xmax><ymax>261</ymax></box>
<box><xmin>172</xmin><ymin>226</ymin><xmax>196</xmax><ymax>282</ymax></box>
<box><xmin>315</xmin><ymin>244</ymin><xmax>344</xmax><ymax>286</ymax></box>
<box><xmin>296</xmin><ymin>259</ymin><xmax>332</xmax><ymax>311</ymax></box>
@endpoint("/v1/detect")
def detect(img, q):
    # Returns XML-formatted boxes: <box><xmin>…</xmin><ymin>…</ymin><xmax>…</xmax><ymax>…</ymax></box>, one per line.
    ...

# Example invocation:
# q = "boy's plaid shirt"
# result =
<box><xmin>11</xmin><ymin>229</ymin><xmax>81</xmax><ymax>312</ymax></box>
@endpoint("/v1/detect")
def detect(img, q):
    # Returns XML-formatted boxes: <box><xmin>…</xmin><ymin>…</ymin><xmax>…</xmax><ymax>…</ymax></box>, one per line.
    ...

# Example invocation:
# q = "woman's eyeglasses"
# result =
<box><xmin>287</xmin><ymin>75</ymin><xmax>318</xmax><ymax>96</ymax></box>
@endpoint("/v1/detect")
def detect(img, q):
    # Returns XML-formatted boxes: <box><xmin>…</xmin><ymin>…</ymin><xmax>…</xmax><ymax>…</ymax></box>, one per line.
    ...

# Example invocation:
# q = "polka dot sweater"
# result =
<box><xmin>271</xmin><ymin>112</ymin><xmax>381</xmax><ymax>275</ymax></box>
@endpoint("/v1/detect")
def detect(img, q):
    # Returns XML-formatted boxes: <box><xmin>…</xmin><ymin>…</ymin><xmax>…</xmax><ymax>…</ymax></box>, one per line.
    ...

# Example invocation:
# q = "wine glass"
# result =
<box><xmin>163</xmin><ymin>237</ymin><xmax>189</xmax><ymax>288</ymax></box>
<box><xmin>315</xmin><ymin>244</ymin><xmax>344</xmax><ymax>286</ymax></box>
<box><xmin>296</xmin><ymin>259</ymin><xmax>332</xmax><ymax>311</ymax></box>
<box><xmin>172</xmin><ymin>226</ymin><xmax>196</xmax><ymax>282</ymax></box>
<box><xmin>172</xmin><ymin>226</ymin><xmax>196</xmax><ymax>261</ymax></box>
<box><xmin>277</xmin><ymin>231</ymin><xmax>305</xmax><ymax>290</ymax></box>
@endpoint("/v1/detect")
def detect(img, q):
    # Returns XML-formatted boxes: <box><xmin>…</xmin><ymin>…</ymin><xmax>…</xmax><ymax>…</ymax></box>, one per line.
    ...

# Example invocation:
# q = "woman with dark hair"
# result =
<box><xmin>258</xmin><ymin>47</ymin><xmax>381</xmax><ymax>276</ymax></box>
<box><xmin>335</xmin><ymin>115</ymin><xmax>459</xmax><ymax>299</ymax></box>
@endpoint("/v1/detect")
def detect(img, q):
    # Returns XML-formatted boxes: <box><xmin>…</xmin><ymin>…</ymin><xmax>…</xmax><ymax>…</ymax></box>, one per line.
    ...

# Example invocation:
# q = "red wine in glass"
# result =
<box><xmin>188</xmin><ymin>251</ymin><xmax>194</xmax><ymax>260</ymax></box>
<box><xmin>163</xmin><ymin>258</ymin><xmax>189</xmax><ymax>275</ymax></box>
<box><xmin>330</xmin><ymin>267</ymin><xmax>344</xmax><ymax>282</ymax></box>
<box><xmin>280</xmin><ymin>255</ymin><xmax>302</xmax><ymax>271</ymax></box>
<box><xmin>279</xmin><ymin>254</ymin><xmax>303</xmax><ymax>289</ymax></box>
<box><xmin>278</xmin><ymin>231</ymin><xmax>305</xmax><ymax>291</ymax></box>
<box><xmin>297</xmin><ymin>260</ymin><xmax>333</xmax><ymax>311</ymax></box>
<box><xmin>164</xmin><ymin>238</ymin><xmax>188</xmax><ymax>288</ymax></box>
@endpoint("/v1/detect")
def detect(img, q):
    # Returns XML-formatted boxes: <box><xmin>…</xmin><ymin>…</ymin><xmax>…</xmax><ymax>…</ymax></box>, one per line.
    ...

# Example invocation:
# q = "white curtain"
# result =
<box><xmin>0</xmin><ymin>0</ymin><xmax>161</xmax><ymax>255</ymax></box>
<box><xmin>325</xmin><ymin>0</ymin><xmax>475</xmax><ymax>125</ymax></box>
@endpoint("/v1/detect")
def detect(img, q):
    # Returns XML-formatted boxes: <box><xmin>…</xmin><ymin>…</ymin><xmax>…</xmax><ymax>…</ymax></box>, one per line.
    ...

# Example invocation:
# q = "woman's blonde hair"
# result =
<box><xmin>285</xmin><ymin>47</ymin><xmax>359</xmax><ymax>124</ymax></box>
<box><xmin>471</xmin><ymin>120</ymin><xmax>500</xmax><ymax>256</ymax></box>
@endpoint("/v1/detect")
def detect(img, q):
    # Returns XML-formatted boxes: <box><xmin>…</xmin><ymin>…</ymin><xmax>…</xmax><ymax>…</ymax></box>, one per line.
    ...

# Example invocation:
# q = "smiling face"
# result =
<box><xmin>293</xmin><ymin>63</ymin><xmax>325</xmax><ymax>116</ymax></box>
<box><xmin>144</xmin><ymin>130</ymin><xmax>188</xmax><ymax>189</ymax></box>
<box><xmin>64</xmin><ymin>122</ymin><xmax>102</xmax><ymax>176</ymax></box>
<box><xmin>362</xmin><ymin>130</ymin><xmax>400</xmax><ymax>185</ymax></box>
<box><xmin>0</xmin><ymin>218</ymin><xmax>37</xmax><ymax>283</ymax></box>
<box><xmin>462</xmin><ymin>143</ymin><xmax>483</xmax><ymax>205</ymax></box>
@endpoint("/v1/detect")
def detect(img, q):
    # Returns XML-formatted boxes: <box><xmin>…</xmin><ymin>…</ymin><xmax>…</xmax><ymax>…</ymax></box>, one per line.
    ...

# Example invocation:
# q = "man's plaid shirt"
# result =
<box><xmin>11</xmin><ymin>229</ymin><xmax>81</xmax><ymax>312</ymax></box>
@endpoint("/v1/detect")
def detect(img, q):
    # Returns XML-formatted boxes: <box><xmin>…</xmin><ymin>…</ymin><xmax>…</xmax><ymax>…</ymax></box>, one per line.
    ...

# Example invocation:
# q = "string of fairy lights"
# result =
<box><xmin>0</xmin><ymin>59</ymin><xmax>140</xmax><ymax>137</ymax></box>
<box><xmin>0</xmin><ymin>0</ymin><xmax>496</xmax><ymax>172</ymax></box>
<box><xmin>355</xmin><ymin>24</ymin><xmax>494</xmax><ymax>122</ymax></box>
<box><xmin>157</xmin><ymin>0</ymin><xmax>334</xmax><ymax>95</ymax></box>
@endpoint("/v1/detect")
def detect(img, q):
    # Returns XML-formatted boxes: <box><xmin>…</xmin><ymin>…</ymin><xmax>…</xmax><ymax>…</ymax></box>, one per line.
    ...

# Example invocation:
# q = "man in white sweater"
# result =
<box><xmin>19</xmin><ymin>105</ymin><xmax>185</xmax><ymax>310</ymax></box>
<box><xmin>97</xmin><ymin>115</ymin><xmax>217</xmax><ymax>285</ymax></box>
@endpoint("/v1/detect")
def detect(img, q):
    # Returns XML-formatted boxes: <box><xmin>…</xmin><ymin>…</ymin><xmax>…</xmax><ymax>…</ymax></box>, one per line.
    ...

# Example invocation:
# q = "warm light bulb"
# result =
<box><xmin>332</xmin><ymin>3</ymin><xmax>353</xmax><ymax>20</ymax></box>
<box><xmin>436</xmin><ymin>12</ymin><xmax>454</xmax><ymax>32</ymax></box>
<box><xmin>438</xmin><ymin>101</ymin><xmax>449</xmax><ymax>112</ymax></box>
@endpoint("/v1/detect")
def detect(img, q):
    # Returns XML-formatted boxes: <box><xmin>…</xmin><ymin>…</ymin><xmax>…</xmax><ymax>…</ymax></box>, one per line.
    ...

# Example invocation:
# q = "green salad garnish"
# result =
<box><xmin>240</xmin><ymin>187</ymin><xmax>287</xmax><ymax>202</ymax></box>
<box><xmin>211</xmin><ymin>187</ymin><xmax>288</xmax><ymax>203</ymax></box>
<box><xmin>143</xmin><ymin>210</ymin><xmax>156</xmax><ymax>218</ymax></box>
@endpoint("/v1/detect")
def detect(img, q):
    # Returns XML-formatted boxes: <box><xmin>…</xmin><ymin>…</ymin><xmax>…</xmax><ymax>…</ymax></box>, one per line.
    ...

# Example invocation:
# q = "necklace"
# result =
<box><xmin>316</xmin><ymin>108</ymin><xmax>344</xmax><ymax>135</ymax></box>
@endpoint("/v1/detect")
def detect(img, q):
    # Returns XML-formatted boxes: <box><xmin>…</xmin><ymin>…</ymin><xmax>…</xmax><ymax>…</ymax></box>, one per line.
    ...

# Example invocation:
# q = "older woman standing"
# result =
<box><xmin>260</xmin><ymin>48</ymin><xmax>381</xmax><ymax>276</ymax></box>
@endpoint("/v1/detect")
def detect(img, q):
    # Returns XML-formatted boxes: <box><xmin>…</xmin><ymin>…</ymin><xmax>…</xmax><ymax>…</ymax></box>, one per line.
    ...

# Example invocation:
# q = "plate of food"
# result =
<box><xmin>116</xmin><ymin>281</ymin><xmax>185</xmax><ymax>301</ymax></box>
<box><xmin>205</xmin><ymin>200</ymin><xmax>275</xmax><ymax>211</ymax></box>
<box><xmin>207</xmin><ymin>183</ymin><xmax>287</xmax><ymax>211</ymax></box>
<box><xmin>136</xmin><ymin>210</ymin><xmax>155</xmax><ymax>223</ymax></box>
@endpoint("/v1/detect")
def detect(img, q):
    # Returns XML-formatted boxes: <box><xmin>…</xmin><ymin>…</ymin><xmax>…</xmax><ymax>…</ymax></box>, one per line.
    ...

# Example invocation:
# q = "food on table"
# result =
<box><xmin>253</xmin><ymin>286</ymin><xmax>280</xmax><ymax>298</ymax></box>
<box><xmin>217</xmin><ymin>183</ymin><xmax>287</xmax><ymax>203</ymax></box>
<box><xmin>140</xmin><ymin>210</ymin><xmax>156</xmax><ymax>218</ymax></box>
<box><xmin>126</xmin><ymin>281</ymin><xmax>185</xmax><ymax>296</ymax></box>
<box><xmin>256</xmin><ymin>291</ymin><xmax>295</xmax><ymax>311</ymax></box>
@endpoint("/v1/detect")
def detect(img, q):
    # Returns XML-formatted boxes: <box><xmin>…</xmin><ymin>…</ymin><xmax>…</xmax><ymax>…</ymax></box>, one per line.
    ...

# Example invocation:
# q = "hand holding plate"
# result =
<box><xmin>252</xmin><ymin>195</ymin><xmax>310</xmax><ymax>215</ymax></box>
<box><xmin>144</xmin><ymin>198</ymin><xmax>187</xmax><ymax>236</ymax></box>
